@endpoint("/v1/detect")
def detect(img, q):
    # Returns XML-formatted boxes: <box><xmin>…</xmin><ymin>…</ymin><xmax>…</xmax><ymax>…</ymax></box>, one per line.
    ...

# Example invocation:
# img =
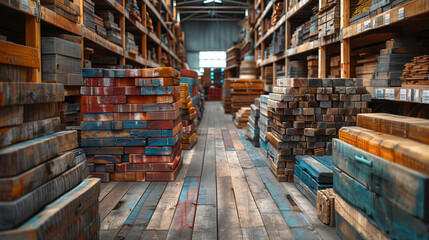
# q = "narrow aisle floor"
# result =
<box><xmin>98</xmin><ymin>101</ymin><xmax>339</xmax><ymax>240</ymax></box>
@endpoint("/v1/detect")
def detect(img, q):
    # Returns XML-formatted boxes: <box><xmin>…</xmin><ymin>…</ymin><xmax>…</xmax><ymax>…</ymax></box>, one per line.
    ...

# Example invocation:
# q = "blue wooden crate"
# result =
<box><xmin>333</xmin><ymin>139</ymin><xmax>429</xmax><ymax>221</ymax></box>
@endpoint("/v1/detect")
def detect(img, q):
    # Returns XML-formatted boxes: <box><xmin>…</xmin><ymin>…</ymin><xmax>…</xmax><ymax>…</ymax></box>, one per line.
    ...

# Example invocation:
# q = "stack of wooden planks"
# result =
<box><xmin>80</xmin><ymin>67</ymin><xmax>183</xmax><ymax>182</ymax></box>
<box><xmin>271</xmin><ymin>2</ymin><xmax>284</xmax><ymax>27</ymax></box>
<box><xmin>318</xmin><ymin>2</ymin><xmax>340</xmax><ymax>38</ymax></box>
<box><xmin>41</xmin><ymin>0</ymin><xmax>80</xmax><ymax>23</ymax></box>
<box><xmin>401</xmin><ymin>55</ymin><xmax>429</xmax><ymax>85</ymax></box>
<box><xmin>294</xmin><ymin>155</ymin><xmax>333</xmax><ymax>207</ymax></box>
<box><xmin>234</xmin><ymin>107</ymin><xmax>251</xmax><ymax>129</ymax></box>
<box><xmin>180</xmin><ymin>69</ymin><xmax>203</xmax><ymax>120</ymax></box>
<box><xmin>41</xmin><ymin>37</ymin><xmax>83</xmax><ymax>86</ymax></box>
<box><xmin>125</xmin><ymin>32</ymin><xmax>139</xmax><ymax>55</ymax></box>
<box><xmin>222</xmin><ymin>79</ymin><xmax>232</xmax><ymax>113</ymax></box>
<box><xmin>202</xmin><ymin>68</ymin><xmax>211</xmax><ymax>88</ymax></box>
<box><xmin>180</xmin><ymin>83</ymin><xmax>198</xmax><ymax>150</ymax></box>
<box><xmin>259</xmin><ymin>95</ymin><xmax>271</xmax><ymax>157</ymax></box>
<box><xmin>334</xmin><ymin>113</ymin><xmax>429</xmax><ymax>240</ymax></box>
<box><xmin>267</xmin><ymin>77</ymin><xmax>372</xmax><ymax>181</ymax></box>
<box><xmin>329</xmin><ymin>56</ymin><xmax>340</xmax><ymax>77</ymax></box>
<box><xmin>0</xmin><ymin>82</ymin><xmax>100</xmax><ymax>239</ymax></box>
<box><xmin>287</xmin><ymin>60</ymin><xmax>307</xmax><ymax>78</ymax></box>
<box><xmin>99</xmin><ymin>10</ymin><xmax>122</xmax><ymax>46</ymax></box>
<box><xmin>263</xmin><ymin>65</ymin><xmax>274</xmax><ymax>88</ymax></box>
<box><xmin>246</xmin><ymin>98</ymin><xmax>260</xmax><ymax>147</ymax></box>
<box><xmin>83</xmin><ymin>0</ymin><xmax>96</xmax><ymax>32</ymax></box>
<box><xmin>125</xmin><ymin>0</ymin><xmax>141</xmax><ymax>20</ymax></box>
<box><xmin>230</xmin><ymin>79</ymin><xmax>264</xmax><ymax>114</ymax></box>
<box><xmin>226</xmin><ymin>43</ymin><xmax>242</xmax><ymax>68</ymax></box>
<box><xmin>307</xmin><ymin>55</ymin><xmax>318</xmax><ymax>78</ymax></box>
<box><xmin>354</xmin><ymin>54</ymin><xmax>378</xmax><ymax>87</ymax></box>
<box><xmin>371</xmin><ymin>38</ymin><xmax>423</xmax><ymax>87</ymax></box>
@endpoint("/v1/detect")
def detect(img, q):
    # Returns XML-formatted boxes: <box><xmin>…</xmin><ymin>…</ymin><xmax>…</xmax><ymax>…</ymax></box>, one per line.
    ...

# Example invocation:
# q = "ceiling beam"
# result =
<box><xmin>184</xmin><ymin>18</ymin><xmax>243</xmax><ymax>21</ymax></box>
<box><xmin>175</xmin><ymin>0</ymin><xmax>204</xmax><ymax>6</ymax></box>
<box><xmin>176</xmin><ymin>5</ymin><xmax>251</xmax><ymax>9</ymax></box>
<box><xmin>179</xmin><ymin>10</ymin><xmax>246</xmax><ymax>14</ymax></box>
<box><xmin>222</xmin><ymin>0</ymin><xmax>251</xmax><ymax>6</ymax></box>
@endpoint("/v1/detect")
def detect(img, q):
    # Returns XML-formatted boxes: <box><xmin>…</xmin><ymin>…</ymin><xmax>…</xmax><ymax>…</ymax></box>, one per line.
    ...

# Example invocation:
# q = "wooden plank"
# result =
<box><xmin>166</xmin><ymin>177</ymin><xmax>200</xmax><ymax>240</ymax></box>
<box><xmin>0</xmin><ymin>82</ymin><xmax>64</xmax><ymax>106</ymax></box>
<box><xmin>295</xmin><ymin>155</ymin><xmax>333</xmax><ymax>183</ymax></box>
<box><xmin>99</xmin><ymin>182</ymin><xmax>118</xmax><ymax>202</ymax></box>
<box><xmin>0</xmin><ymin>105</ymin><xmax>23</xmax><ymax>128</ymax></box>
<box><xmin>0</xmin><ymin>130</ymin><xmax>78</xmax><ymax>177</ymax></box>
<box><xmin>141</xmin><ymin>230</ymin><xmax>168</xmax><ymax>240</ymax></box>
<box><xmin>101</xmin><ymin>182</ymin><xmax>150</xmax><ymax>230</ymax></box>
<box><xmin>192</xmin><ymin>205</ymin><xmax>217</xmax><ymax>239</ymax></box>
<box><xmin>116</xmin><ymin>182</ymin><xmax>167</xmax><ymax>239</ymax></box>
<box><xmin>99</xmin><ymin>182</ymin><xmax>134</xmax><ymax>222</ymax></box>
<box><xmin>0</xmin><ymin>179</ymin><xmax>100</xmax><ymax>239</ymax></box>
<box><xmin>0</xmin><ymin>40</ymin><xmax>39</xmax><ymax>69</ymax></box>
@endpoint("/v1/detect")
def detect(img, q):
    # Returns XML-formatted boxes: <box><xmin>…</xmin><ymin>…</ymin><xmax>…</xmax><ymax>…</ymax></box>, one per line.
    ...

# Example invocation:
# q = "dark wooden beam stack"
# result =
<box><xmin>230</xmin><ymin>79</ymin><xmax>264</xmax><ymax>114</ymax></box>
<box><xmin>266</xmin><ymin>77</ymin><xmax>371</xmax><ymax>181</ymax></box>
<box><xmin>0</xmin><ymin>82</ymin><xmax>99</xmax><ymax>238</ymax></box>
<box><xmin>246</xmin><ymin>98</ymin><xmax>260</xmax><ymax>147</ymax></box>
<box><xmin>180</xmin><ymin>83</ymin><xmax>198</xmax><ymax>150</ymax></box>
<box><xmin>81</xmin><ymin>67</ymin><xmax>183</xmax><ymax>182</ymax></box>
<box><xmin>99</xmin><ymin>10</ymin><xmax>122</xmax><ymax>46</ymax></box>
<box><xmin>401</xmin><ymin>55</ymin><xmax>429</xmax><ymax>85</ymax></box>
<box><xmin>41</xmin><ymin>0</ymin><xmax>81</xmax><ymax>23</ymax></box>
<box><xmin>334</xmin><ymin>113</ymin><xmax>429</xmax><ymax>239</ymax></box>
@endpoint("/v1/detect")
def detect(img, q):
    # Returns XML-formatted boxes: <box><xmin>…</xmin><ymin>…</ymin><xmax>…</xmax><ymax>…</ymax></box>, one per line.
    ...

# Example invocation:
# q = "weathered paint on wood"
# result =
<box><xmin>295</xmin><ymin>155</ymin><xmax>333</xmax><ymax>183</ymax></box>
<box><xmin>81</xmin><ymin>137</ymin><xmax>146</xmax><ymax>147</ymax></box>
<box><xmin>0</xmin><ymin>82</ymin><xmax>64</xmax><ymax>106</ymax></box>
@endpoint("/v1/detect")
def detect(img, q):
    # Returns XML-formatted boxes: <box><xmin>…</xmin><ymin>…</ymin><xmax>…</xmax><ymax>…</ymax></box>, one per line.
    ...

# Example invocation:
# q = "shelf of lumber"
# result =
<box><xmin>0</xmin><ymin>40</ymin><xmax>39</xmax><ymax>68</ymax></box>
<box><xmin>41</xmin><ymin>6</ymin><xmax>82</xmax><ymax>35</ymax></box>
<box><xmin>287</xmin><ymin>39</ymin><xmax>318</xmax><ymax>56</ymax></box>
<box><xmin>0</xmin><ymin>0</ymin><xmax>37</xmax><ymax>15</ymax></box>
<box><xmin>84</xmin><ymin>27</ymin><xmax>124</xmax><ymax>56</ymax></box>
<box><xmin>255</xmin><ymin>15</ymin><xmax>286</xmax><ymax>48</ymax></box>
<box><xmin>104</xmin><ymin>0</ymin><xmax>125</xmax><ymax>15</ymax></box>
<box><xmin>367</xmin><ymin>86</ymin><xmax>429</xmax><ymax>104</ymax></box>
<box><xmin>124</xmin><ymin>9</ymin><xmax>147</xmax><ymax>34</ymax></box>
<box><xmin>144</xmin><ymin>0</ymin><xmax>176</xmax><ymax>42</ymax></box>
<box><xmin>286</xmin><ymin>0</ymin><xmax>314</xmax><ymax>19</ymax></box>
<box><xmin>256</xmin><ymin>0</ymin><xmax>274</xmax><ymax>27</ymax></box>
<box><xmin>258</xmin><ymin>54</ymin><xmax>285</xmax><ymax>67</ymax></box>
<box><xmin>342</xmin><ymin>0</ymin><xmax>429</xmax><ymax>39</ymax></box>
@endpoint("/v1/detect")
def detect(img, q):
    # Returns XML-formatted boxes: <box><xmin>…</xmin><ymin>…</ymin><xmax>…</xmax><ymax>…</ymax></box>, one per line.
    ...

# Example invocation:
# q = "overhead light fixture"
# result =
<box><xmin>203</xmin><ymin>0</ymin><xmax>222</xmax><ymax>4</ymax></box>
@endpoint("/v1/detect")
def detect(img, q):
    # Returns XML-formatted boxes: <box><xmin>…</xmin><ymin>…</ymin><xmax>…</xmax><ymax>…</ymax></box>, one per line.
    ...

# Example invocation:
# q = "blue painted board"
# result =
<box><xmin>81</xmin><ymin>137</ymin><xmax>146</xmax><ymax>147</ymax></box>
<box><xmin>294</xmin><ymin>174</ymin><xmax>317</xmax><ymax>207</ymax></box>
<box><xmin>333</xmin><ymin>139</ymin><xmax>429</xmax><ymax>221</ymax></box>
<box><xmin>147</xmin><ymin>131</ymin><xmax>182</xmax><ymax>146</ymax></box>
<box><xmin>141</xmin><ymin>86</ymin><xmax>175</xmax><ymax>95</ymax></box>
<box><xmin>294</xmin><ymin>165</ymin><xmax>332</xmax><ymax>195</ymax></box>
<box><xmin>295</xmin><ymin>155</ymin><xmax>333</xmax><ymax>183</ymax></box>
<box><xmin>82</xmin><ymin>121</ymin><xmax>148</xmax><ymax>130</ymax></box>
<box><xmin>83</xmin><ymin>68</ymin><xmax>103</xmax><ymax>77</ymax></box>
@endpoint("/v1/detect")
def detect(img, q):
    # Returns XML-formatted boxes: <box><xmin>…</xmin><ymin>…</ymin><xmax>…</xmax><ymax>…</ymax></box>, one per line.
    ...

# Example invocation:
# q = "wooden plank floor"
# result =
<box><xmin>99</xmin><ymin>101</ymin><xmax>339</xmax><ymax>240</ymax></box>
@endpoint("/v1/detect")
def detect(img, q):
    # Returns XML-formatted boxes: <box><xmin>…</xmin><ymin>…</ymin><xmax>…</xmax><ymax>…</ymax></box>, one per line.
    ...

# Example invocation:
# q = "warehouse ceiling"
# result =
<box><xmin>176</xmin><ymin>0</ymin><xmax>252</xmax><ymax>22</ymax></box>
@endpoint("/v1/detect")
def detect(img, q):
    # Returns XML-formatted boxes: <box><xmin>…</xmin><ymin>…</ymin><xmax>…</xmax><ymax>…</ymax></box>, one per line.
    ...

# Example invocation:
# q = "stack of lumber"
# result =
<box><xmin>401</xmin><ymin>55</ymin><xmax>429</xmax><ymax>85</ymax></box>
<box><xmin>307</xmin><ymin>55</ymin><xmax>318</xmax><ymax>78</ymax></box>
<box><xmin>267</xmin><ymin>77</ymin><xmax>371</xmax><ymax>181</ymax></box>
<box><xmin>303</xmin><ymin>16</ymin><xmax>319</xmax><ymax>43</ymax></box>
<box><xmin>234</xmin><ymin>107</ymin><xmax>251</xmax><ymax>129</ymax></box>
<box><xmin>180</xmin><ymin>69</ymin><xmax>203</xmax><ymax>120</ymax></box>
<box><xmin>272</xmin><ymin>25</ymin><xmax>285</xmax><ymax>55</ymax></box>
<box><xmin>125</xmin><ymin>0</ymin><xmax>141</xmax><ymax>20</ymax></box>
<box><xmin>290</xmin><ymin>24</ymin><xmax>304</xmax><ymax>48</ymax></box>
<box><xmin>329</xmin><ymin>56</ymin><xmax>340</xmax><ymax>77</ymax></box>
<box><xmin>334</xmin><ymin>113</ymin><xmax>429</xmax><ymax>240</ymax></box>
<box><xmin>246</xmin><ymin>98</ymin><xmax>261</xmax><ymax>147</ymax></box>
<box><xmin>226</xmin><ymin>43</ymin><xmax>242</xmax><ymax>68</ymax></box>
<box><xmin>371</xmin><ymin>38</ymin><xmax>423</xmax><ymax>87</ymax></box>
<box><xmin>259</xmin><ymin>95</ymin><xmax>270</xmax><ymax>157</ymax></box>
<box><xmin>355</xmin><ymin>54</ymin><xmax>378</xmax><ymax>87</ymax></box>
<box><xmin>271</xmin><ymin>2</ymin><xmax>284</xmax><ymax>27</ymax></box>
<box><xmin>95</xmin><ymin>14</ymin><xmax>107</xmax><ymax>38</ymax></box>
<box><xmin>41</xmin><ymin>37</ymin><xmax>83</xmax><ymax>86</ymax></box>
<box><xmin>99</xmin><ymin>10</ymin><xmax>122</xmax><ymax>46</ymax></box>
<box><xmin>294</xmin><ymin>155</ymin><xmax>333</xmax><ymax>206</ymax></box>
<box><xmin>318</xmin><ymin>3</ymin><xmax>340</xmax><ymax>38</ymax></box>
<box><xmin>41</xmin><ymin>0</ymin><xmax>80</xmax><ymax>22</ymax></box>
<box><xmin>62</xmin><ymin>102</ymin><xmax>81</xmax><ymax>126</ymax></box>
<box><xmin>287</xmin><ymin>60</ymin><xmax>306</xmax><ymax>78</ymax></box>
<box><xmin>0</xmin><ymin>82</ymin><xmax>100</xmax><ymax>239</ymax></box>
<box><xmin>80</xmin><ymin>67</ymin><xmax>183</xmax><ymax>182</ymax></box>
<box><xmin>83</xmin><ymin>0</ymin><xmax>96</xmax><ymax>32</ymax></box>
<box><xmin>263</xmin><ymin>65</ymin><xmax>273</xmax><ymax>87</ymax></box>
<box><xmin>180</xmin><ymin>83</ymin><xmax>198</xmax><ymax>150</ymax></box>
<box><xmin>202</xmin><ymin>68</ymin><xmax>211</xmax><ymax>87</ymax></box>
<box><xmin>125</xmin><ymin>32</ymin><xmax>139</xmax><ymax>55</ymax></box>
<box><xmin>230</xmin><ymin>79</ymin><xmax>264</xmax><ymax>114</ymax></box>
<box><xmin>349</xmin><ymin>0</ymin><xmax>371</xmax><ymax>24</ymax></box>
<box><xmin>222</xmin><ymin>79</ymin><xmax>232</xmax><ymax>113</ymax></box>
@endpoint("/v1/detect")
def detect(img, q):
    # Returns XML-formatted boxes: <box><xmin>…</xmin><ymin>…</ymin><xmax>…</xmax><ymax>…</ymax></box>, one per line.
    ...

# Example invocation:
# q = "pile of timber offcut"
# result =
<box><xmin>0</xmin><ymin>82</ymin><xmax>100</xmax><ymax>239</ymax></box>
<box><xmin>334</xmin><ymin>113</ymin><xmax>429</xmax><ymax>240</ymax></box>
<box><xmin>81</xmin><ymin>67</ymin><xmax>183</xmax><ymax>182</ymax></box>
<box><xmin>294</xmin><ymin>155</ymin><xmax>333</xmax><ymax>207</ymax></box>
<box><xmin>180</xmin><ymin>83</ymin><xmax>198</xmax><ymax>150</ymax></box>
<box><xmin>234</xmin><ymin>107</ymin><xmax>251</xmax><ymax>129</ymax></box>
<box><xmin>230</xmin><ymin>79</ymin><xmax>264</xmax><ymax>114</ymax></box>
<box><xmin>371</xmin><ymin>38</ymin><xmax>423</xmax><ymax>87</ymax></box>
<box><xmin>267</xmin><ymin>78</ymin><xmax>371</xmax><ymax>181</ymax></box>
<box><xmin>246</xmin><ymin>98</ymin><xmax>260</xmax><ymax>147</ymax></box>
<box><xmin>259</xmin><ymin>95</ymin><xmax>271</xmax><ymax>157</ymax></box>
<box><xmin>401</xmin><ymin>55</ymin><xmax>429</xmax><ymax>85</ymax></box>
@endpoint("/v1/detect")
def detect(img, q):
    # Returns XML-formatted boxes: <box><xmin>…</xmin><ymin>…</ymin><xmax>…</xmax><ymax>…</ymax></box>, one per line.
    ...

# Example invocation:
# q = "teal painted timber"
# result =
<box><xmin>295</xmin><ymin>155</ymin><xmax>333</xmax><ymax>183</ymax></box>
<box><xmin>335</xmin><ymin>212</ymin><xmax>366</xmax><ymax>240</ymax></box>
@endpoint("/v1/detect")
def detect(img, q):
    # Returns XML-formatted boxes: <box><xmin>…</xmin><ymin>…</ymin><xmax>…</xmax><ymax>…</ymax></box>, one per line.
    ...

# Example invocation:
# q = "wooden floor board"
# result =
<box><xmin>97</xmin><ymin>102</ymin><xmax>339</xmax><ymax>240</ymax></box>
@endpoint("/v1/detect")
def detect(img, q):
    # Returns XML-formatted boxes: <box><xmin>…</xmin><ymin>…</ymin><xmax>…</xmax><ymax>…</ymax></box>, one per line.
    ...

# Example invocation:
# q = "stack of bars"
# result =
<box><xmin>231</xmin><ymin>79</ymin><xmax>264</xmax><ymax>113</ymax></box>
<box><xmin>293</xmin><ymin>155</ymin><xmax>333</xmax><ymax>207</ymax></box>
<box><xmin>246</xmin><ymin>98</ymin><xmax>260</xmax><ymax>147</ymax></box>
<box><xmin>80</xmin><ymin>67</ymin><xmax>183</xmax><ymax>182</ymax></box>
<box><xmin>259</xmin><ymin>95</ymin><xmax>271</xmax><ymax>157</ymax></box>
<box><xmin>180</xmin><ymin>83</ymin><xmax>198</xmax><ymax>150</ymax></box>
<box><xmin>40</xmin><ymin>0</ymin><xmax>80</xmax><ymax>23</ymax></box>
<box><xmin>234</xmin><ymin>107</ymin><xmax>251</xmax><ymax>129</ymax></box>
<box><xmin>266</xmin><ymin>78</ymin><xmax>372</xmax><ymax>181</ymax></box>
<box><xmin>83</xmin><ymin>0</ymin><xmax>96</xmax><ymax>32</ymax></box>
<box><xmin>0</xmin><ymin>82</ymin><xmax>100</xmax><ymax>238</ymax></box>
<box><xmin>307</xmin><ymin>55</ymin><xmax>318</xmax><ymax>78</ymax></box>
<box><xmin>41</xmin><ymin>37</ymin><xmax>83</xmax><ymax>86</ymax></box>
<box><xmin>334</xmin><ymin>113</ymin><xmax>429</xmax><ymax>240</ymax></box>
<box><xmin>100</xmin><ymin>10</ymin><xmax>122</xmax><ymax>46</ymax></box>
<box><xmin>401</xmin><ymin>54</ymin><xmax>429</xmax><ymax>85</ymax></box>
<box><xmin>222</xmin><ymin>79</ymin><xmax>232</xmax><ymax>113</ymax></box>
<box><xmin>180</xmin><ymin>69</ymin><xmax>202</xmax><ymax>120</ymax></box>
<box><xmin>371</xmin><ymin>38</ymin><xmax>424</xmax><ymax>87</ymax></box>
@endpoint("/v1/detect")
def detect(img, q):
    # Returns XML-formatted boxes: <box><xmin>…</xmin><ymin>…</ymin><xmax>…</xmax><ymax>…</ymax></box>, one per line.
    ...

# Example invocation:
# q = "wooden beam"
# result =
<box><xmin>25</xmin><ymin>15</ymin><xmax>41</xmax><ymax>82</ymax></box>
<box><xmin>340</xmin><ymin>0</ymin><xmax>350</xmax><ymax>78</ymax></box>
<box><xmin>0</xmin><ymin>40</ymin><xmax>39</xmax><ymax>69</ymax></box>
<box><xmin>318</xmin><ymin>45</ymin><xmax>326</xmax><ymax>78</ymax></box>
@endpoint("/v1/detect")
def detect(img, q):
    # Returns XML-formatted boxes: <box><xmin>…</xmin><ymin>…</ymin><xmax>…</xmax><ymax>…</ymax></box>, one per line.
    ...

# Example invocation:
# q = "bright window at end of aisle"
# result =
<box><xmin>199</xmin><ymin>51</ymin><xmax>226</xmax><ymax>68</ymax></box>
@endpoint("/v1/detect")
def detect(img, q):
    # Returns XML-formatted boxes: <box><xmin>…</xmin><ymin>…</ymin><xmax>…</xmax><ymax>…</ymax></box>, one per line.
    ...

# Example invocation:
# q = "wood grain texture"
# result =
<box><xmin>99</xmin><ymin>182</ymin><xmax>134</xmax><ymax>222</ymax></box>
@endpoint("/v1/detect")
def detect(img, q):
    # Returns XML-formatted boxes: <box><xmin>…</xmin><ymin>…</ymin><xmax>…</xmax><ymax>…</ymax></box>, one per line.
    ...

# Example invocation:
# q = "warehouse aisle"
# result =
<box><xmin>98</xmin><ymin>101</ymin><xmax>338</xmax><ymax>240</ymax></box>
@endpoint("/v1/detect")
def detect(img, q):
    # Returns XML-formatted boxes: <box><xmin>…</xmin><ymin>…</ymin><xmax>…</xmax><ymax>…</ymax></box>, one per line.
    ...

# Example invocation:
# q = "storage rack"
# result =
<box><xmin>253</xmin><ymin>0</ymin><xmax>429</xmax><ymax>104</ymax></box>
<box><xmin>0</xmin><ymin>0</ymin><xmax>186</xmax><ymax>84</ymax></box>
